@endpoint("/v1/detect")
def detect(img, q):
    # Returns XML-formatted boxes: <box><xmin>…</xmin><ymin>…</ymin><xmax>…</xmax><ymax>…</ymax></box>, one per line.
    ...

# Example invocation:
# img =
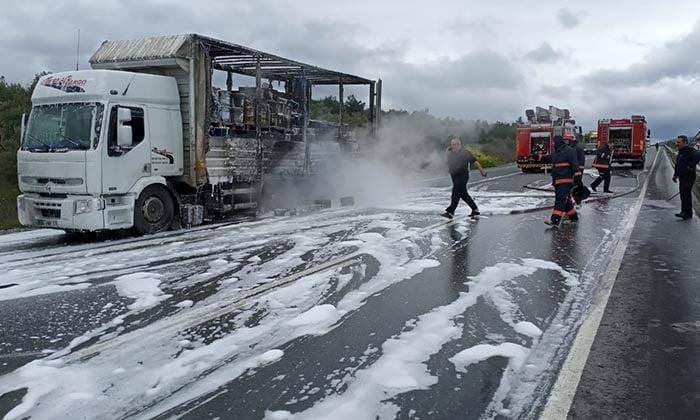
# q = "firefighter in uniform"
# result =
<box><xmin>569</xmin><ymin>136</ymin><xmax>588</xmax><ymax>205</ymax></box>
<box><xmin>570</xmin><ymin>137</ymin><xmax>585</xmax><ymax>185</ymax></box>
<box><xmin>538</xmin><ymin>135</ymin><xmax>579</xmax><ymax>226</ymax></box>
<box><xmin>591</xmin><ymin>140</ymin><xmax>613</xmax><ymax>193</ymax></box>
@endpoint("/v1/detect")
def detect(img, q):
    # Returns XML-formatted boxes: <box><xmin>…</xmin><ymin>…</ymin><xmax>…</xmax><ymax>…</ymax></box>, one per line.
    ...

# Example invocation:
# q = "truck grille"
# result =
<box><xmin>34</xmin><ymin>201</ymin><xmax>62</xmax><ymax>219</ymax></box>
<box><xmin>40</xmin><ymin>208</ymin><xmax>61</xmax><ymax>219</ymax></box>
<box><xmin>21</xmin><ymin>177</ymin><xmax>84</xmax><ymax>186</ymax></box>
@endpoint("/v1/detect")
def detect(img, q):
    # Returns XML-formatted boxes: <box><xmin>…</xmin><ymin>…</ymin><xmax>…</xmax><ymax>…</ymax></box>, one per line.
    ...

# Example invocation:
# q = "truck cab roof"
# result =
<box><xmin>32</xmin><ymin>70</ymin><xmax>180</xmax><ymax>106</ymax></box>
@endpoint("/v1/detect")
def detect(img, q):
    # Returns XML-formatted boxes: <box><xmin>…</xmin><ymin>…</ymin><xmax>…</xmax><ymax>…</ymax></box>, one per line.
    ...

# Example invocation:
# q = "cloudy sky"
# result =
<box><xmin>2</xmin><ymin>0</ymin><xmax>700</xmax><ymax>137</ymax></box>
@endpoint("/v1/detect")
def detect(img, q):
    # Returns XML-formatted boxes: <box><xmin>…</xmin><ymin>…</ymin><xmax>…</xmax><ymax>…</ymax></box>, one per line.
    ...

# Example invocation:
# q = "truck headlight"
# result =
<box><xmin>75</xmin><ymin>199</ymin><xmax>93</xmax><ymax>214</ymax></box>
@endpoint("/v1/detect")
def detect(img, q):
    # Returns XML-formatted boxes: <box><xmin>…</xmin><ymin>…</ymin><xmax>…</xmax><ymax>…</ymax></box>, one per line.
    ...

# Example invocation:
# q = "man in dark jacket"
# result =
<box><xmin>673</xmin><ymin>135</ymin><xmax>700</xmax><ymax>219</ymax></box>
<box><xmin>590</xmin><ymin>140</ymin><xmax>613</xmax><ymax>193</ymax></box>
<box><xmin>538</xmin><ymin>135</ymin><xmax>579</xmax><ymax>226</ymax></box>
<box><xmin>441</xmin><ymin>137</ymin><xmax>487</xmax><ymax>219</ymax></box>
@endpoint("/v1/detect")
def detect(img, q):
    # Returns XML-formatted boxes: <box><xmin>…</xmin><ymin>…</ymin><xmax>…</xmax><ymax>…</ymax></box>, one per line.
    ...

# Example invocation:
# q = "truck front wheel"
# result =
<box><xmin>134</xmin><ymin>185</ymin><xmax>174</xmax><ymax>235</ymax></box>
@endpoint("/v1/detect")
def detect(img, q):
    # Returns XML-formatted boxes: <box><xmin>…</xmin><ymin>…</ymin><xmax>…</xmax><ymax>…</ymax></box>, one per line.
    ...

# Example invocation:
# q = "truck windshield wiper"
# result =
<box><xmin>57</xmin><ymin>134</ymin><xmax>88</xmax><ymax>150</ymax></box>
<box><xmin>23</xmin><ymin>134</ymin><xmax>50</xmax><ymax>151</ymax></box>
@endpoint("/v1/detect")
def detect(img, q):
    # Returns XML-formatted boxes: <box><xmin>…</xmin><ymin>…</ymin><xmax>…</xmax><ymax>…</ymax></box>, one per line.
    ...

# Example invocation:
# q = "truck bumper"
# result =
<box><xmin>17</xmin><ymin>194</ymin><xmax>135</xmax><ymax>231</ymax></box>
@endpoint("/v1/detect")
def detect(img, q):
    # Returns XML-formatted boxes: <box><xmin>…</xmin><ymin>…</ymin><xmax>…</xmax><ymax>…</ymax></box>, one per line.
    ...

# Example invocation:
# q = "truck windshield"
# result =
<box><xmin>22</xmin><ymin>102</ymin><xmax>104</xmax><ymax>152</ymax></box>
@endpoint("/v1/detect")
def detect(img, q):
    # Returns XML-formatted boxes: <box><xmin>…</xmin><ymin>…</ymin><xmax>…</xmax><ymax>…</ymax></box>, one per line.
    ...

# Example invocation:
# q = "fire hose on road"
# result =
<box><xmin>509</xmin><ymin>149</ymin><xmax>659</xmax><ymax>215</ymax></box>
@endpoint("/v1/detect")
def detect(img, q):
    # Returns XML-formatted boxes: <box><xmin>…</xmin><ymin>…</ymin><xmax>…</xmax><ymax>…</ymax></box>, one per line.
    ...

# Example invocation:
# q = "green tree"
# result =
<box><xmin>0</xmin><ymin>73</ymin><xmax>41</xmax><ymax>229</ymax></box>
<box><xmin>344</xmin><ymin>95</ymin><xmax>365</xmax><ymax>114</ymax></box>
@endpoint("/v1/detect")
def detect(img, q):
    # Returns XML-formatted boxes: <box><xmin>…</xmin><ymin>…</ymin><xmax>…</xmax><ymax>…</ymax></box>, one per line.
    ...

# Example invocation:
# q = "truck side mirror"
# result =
<box><xmin>118</xmin><ymin>125</ymin><xmax>133</xmax><ymax>147</ymax></box>
<box><xmin>118</xmin><ymin>107</ymin><xmax>132</xmax><ymax>123</ymax></box>
<box><xmin>117</xmin><ymin>107</ymin><xmax>133</xmax><ymax>147</ymax></box>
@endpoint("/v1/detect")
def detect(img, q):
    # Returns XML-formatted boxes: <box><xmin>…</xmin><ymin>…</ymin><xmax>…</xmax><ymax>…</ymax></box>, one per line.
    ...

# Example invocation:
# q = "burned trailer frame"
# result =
<box><xmin>90</xmin><ymin>34</ymin><xmax>381</xmax><ymax>220</ymax></box>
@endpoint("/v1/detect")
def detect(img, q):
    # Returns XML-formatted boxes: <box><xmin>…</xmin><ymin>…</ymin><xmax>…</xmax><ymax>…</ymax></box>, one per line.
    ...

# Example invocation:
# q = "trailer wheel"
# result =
<box><xmin>134</xmin><ymin>185</ymin><xmax>174</xmax><ymax>235</ymax></box>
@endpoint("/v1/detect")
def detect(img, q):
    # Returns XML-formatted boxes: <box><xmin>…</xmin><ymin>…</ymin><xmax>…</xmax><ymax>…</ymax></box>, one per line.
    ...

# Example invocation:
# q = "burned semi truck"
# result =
<box><xmin>16</xmin><ymin>34</ymin><xmax>381</xmax><ymax>235</ymax></box>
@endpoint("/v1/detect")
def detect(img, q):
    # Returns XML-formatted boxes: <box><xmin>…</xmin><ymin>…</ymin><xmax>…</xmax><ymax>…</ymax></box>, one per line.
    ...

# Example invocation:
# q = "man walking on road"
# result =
<box><xmin>538</xmin><ymin>135</ymin><xmax>579</xmax><ymax>226</ymax></box>
<box><xmin>672</xmin><ymin>135</ymin><xmax>700</xmax><ymax>220</ymax></box>
<box><xmin>441</xmin><ymin>137</ymin><xmax>487</xmax><ymax>220</ymax></box>
<box><xmin>591</xmin><ymin>139</ymin><xmax>614</xmax><ymax>193</ymax></box>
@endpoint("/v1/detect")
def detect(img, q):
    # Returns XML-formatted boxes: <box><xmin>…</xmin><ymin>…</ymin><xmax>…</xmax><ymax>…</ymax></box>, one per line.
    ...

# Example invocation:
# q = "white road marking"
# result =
<box><xmin>540</xmin><ymin>149</ymin><xmax>660</xmax><ymax>419</ymax></box>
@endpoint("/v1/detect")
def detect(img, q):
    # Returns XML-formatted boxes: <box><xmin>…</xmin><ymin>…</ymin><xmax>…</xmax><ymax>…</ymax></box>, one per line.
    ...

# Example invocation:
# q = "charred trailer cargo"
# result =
<box><xmin>16</xmin><ymin>34</ymin><xmax>381</xmax><ymax>235</ymax></box>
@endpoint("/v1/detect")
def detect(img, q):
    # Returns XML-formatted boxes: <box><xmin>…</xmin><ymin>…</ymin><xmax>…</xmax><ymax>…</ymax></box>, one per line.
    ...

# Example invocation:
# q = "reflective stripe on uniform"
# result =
<box><xmin>554</xmin><ymin>162</ymin><xmax>571</xmax><ymax>167</ymax></box>
<box><xmin>554</xmin><ymin>178</ymin><xmax>574</xmax><ymax>185</ymax></box>
<box><xmin>552</xmin><ymin>209</ymin><xmax>565</xmax><ymax>216</ymax></box>
<box><xmin>592</xmin><ymin>163</ymin><xmax>609</xmax><ymax>169</ymax></box>
<box><xmin>566</xmin><ymin>208</ymin><xmax>577</xmax><ymax>216</ymax></box>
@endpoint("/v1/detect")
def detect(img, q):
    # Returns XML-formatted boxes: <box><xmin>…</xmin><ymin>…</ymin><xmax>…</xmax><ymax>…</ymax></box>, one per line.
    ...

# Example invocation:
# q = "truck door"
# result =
<box><xmin>102</xmin><ymin>104</ymin><xmax>151</xmax><ymax>194</ymax></box>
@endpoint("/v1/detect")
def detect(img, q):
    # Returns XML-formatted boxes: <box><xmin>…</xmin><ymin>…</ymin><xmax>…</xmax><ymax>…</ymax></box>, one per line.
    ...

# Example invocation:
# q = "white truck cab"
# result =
<box><xmin>17</xmin><ymin>70</ymin><xmax>183</xmax><ymax>232</ymax></box>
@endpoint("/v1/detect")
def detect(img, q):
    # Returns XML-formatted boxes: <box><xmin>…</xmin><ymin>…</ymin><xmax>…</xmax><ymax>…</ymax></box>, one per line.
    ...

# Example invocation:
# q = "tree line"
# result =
<box><xmin>309</xmin><ymin>95</ymin><xmax>517</xmax><ymax>168</ymax></box>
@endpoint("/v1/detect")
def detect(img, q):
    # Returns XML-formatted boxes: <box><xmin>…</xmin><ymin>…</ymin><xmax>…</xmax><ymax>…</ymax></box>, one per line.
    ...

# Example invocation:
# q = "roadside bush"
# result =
<box><xmin>469</xmin><ymin>149</ymin><xmax>501</xmax><ymax>168</ymax></box>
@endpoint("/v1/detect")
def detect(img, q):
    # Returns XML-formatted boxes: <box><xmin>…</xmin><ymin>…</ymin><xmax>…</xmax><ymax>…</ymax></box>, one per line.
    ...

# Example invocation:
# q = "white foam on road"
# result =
<box><xmin>272</xmin><ymin>259</ymin><xmax>573</xmax><ymax>420</ymax></box>
<box><xmin>0</xmin><ymin>212</ymin><xmax>449</xmax><ymax>420</ymax></box>
<box><xmin>0</xmin><ymin>228</ymin><xmax>63</xmax><ymax>244</ymax></box>
<box><xmin>259</xmin><ymin>349</ymin><xmax>285</xmax><ymax>363</ymax></box>
<box><xmin>378</xmin><ymin>188</ymin><xmax>550</xmax><ymax>215</ymax></box>
<box><xmin>450</xmin><ymin>342</ymin><xmax>530</xmax><ymax>372</ymax></box>
<box><xmin>114</xmin><ymin>272</ymin><xmax>171</xmax><ymax>310</ymax></box>
<box><xmin>514</xmin><ymin>321</ymin><xmax>543</xmax><ymax>338</ymax></box>
<box><xmin>287</xmin><ymin>305</ymin><xmax>340</xmax><ymax>329</ymax></box>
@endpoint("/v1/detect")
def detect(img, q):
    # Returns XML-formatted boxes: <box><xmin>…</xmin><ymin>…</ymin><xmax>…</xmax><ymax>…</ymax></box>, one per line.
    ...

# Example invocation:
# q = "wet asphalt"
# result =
<box><xmin>568</xmin><ymin>150</ymin><xmax>700</xmax><ymax>420</ymax></box>
<box><xmin>1</xmin><ymin>150</ymin><xmax>695</xmax><ymax>419</ymax></box>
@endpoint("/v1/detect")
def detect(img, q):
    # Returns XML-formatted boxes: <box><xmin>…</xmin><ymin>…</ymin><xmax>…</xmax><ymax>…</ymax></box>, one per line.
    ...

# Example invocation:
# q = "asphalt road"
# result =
<box><xmin>568</xmin><ymin>149</ymin><xmax>700</xmax><ymax>419</ymax></box>
<box><xmin>0</xmin><ymin>151</ymin><xmax>687</xmax><ymax>420</ymax></box>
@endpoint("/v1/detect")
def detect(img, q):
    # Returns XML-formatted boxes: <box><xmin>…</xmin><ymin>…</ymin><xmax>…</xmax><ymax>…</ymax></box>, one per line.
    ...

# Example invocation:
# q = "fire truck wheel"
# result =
<box><xmin>134</xmin><ymin>185</ymin><xmax>175</xmax><ymax>235</ymax></box>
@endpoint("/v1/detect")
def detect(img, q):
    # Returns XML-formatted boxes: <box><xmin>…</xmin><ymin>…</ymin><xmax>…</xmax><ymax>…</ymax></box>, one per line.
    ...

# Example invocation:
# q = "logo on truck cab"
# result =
<box><xmin>151</xmin><ymin>147</ymin><xmax>174</xmax><ymax>164</ymax></box>
<box><xmin>41</xmin><ymin>75</ymin><xmax>87</xmax><ymax>93</ymax></box>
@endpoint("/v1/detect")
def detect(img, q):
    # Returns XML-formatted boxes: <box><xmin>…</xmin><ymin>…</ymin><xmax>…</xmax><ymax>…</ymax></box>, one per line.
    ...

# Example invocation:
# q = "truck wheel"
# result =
<box><xmin>134</xmin><ymin>185</ymin><xmax>174</xmax><ymax>235</ymax></box>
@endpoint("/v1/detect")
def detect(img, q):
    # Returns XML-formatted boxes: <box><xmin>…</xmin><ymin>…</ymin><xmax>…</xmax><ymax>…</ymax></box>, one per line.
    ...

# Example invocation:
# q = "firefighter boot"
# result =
<box><xmin>544</xmin><ymin>216</ymin><xmax>561</xmax><ymax>227</ymax></box>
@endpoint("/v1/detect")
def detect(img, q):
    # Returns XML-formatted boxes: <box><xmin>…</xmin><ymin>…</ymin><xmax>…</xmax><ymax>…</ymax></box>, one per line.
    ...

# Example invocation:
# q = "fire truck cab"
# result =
<box><xmin>516</xmin><ymin>106</ymin><xmax>581</xmax><ymax>172</ymax></box>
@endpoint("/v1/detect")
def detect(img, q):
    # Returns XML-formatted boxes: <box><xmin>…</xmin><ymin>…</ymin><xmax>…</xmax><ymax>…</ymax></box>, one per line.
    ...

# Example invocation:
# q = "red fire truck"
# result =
<box><xmin>597</xmin><ymin>116</ymin><xmax>649</xmax><ymax>169</ymax></box>
<box><xmin>516</xmin><ymin>106</ymin><xmax>581</xmax><ymax>172</ymax></box>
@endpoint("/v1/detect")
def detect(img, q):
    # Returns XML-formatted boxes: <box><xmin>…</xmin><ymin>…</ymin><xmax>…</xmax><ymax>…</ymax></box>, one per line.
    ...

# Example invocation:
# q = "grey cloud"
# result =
<box><xmin>379</xmin><ymin>52</ymin><xmax>526</xmax><ymax>120</ymax></box>
<box><xmin>571</xmin><ymin>80</ymin><xmax>700</xmax><ymax>138</ymax></box>
<box><xmin>524</xmin><ymin>42</ymin><xmax>566</xmax><ymax>63</ymax></box>
<box><xmin>556</xmin><ymin>8</ymin><xmax>581</xmax><ymax>29</ymax></box>
<box><xmin>446</xmin><ymin>17</ymin><xmax>499</xmax><ymax>37</ymax></box>
<box><xmin>583</xmin><ymin>22</ymin><xmax>700</xmax><ymax>87</ymax></box>
<box><xmin>538</xmin><ymin>84</ymin><xmax>573</xmax><ymax>98</ymax></box>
